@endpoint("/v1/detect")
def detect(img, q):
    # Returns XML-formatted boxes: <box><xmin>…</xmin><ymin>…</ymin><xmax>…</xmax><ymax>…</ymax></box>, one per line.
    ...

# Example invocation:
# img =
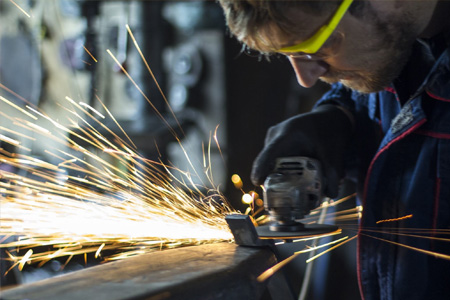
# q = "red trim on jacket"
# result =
<box><xmin>385</xmin><ymin>87</ymin><xmax>396</xmax><ymax>94</ymax></box>
<box><xmin>357</xmin><ymin>118</ymin><xmax>426</xmax><ymax>300</ymax></box>
<box><xmin>426</xmin><ymin>90</ymin><xmax>450</xmax><ymax>102</ymax></box>
<box><xmin>412</xmin><ymin>129</ymin><xmax>447</xmax><ymax>243</ymax></box>
<box><xmin>415</xmin><ymin>129</ymin><xmax>450</xmax><ymax>139</ymax></box>
<box><xmin>414</xmin><ymin>129</ymin><xmax>449</xmax><ymax>237</ymax></box>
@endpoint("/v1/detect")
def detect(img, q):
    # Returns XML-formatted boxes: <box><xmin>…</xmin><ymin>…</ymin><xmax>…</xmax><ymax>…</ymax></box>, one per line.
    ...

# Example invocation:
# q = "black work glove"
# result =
<box><xmin>251</xmin><ymin>104</ymin><xmax>354</xmax><ymax>198</ymax></box>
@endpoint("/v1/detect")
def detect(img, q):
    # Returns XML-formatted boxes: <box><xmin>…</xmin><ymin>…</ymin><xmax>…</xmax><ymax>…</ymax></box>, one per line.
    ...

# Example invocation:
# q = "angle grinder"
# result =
<box><xmin>255</xmin><ymin>157</ymin><xmax>339</xmax><ymax>240</ymax></box>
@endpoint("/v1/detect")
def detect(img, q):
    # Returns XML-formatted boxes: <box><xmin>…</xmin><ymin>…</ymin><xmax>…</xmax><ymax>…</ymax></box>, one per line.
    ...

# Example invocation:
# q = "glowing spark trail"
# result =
<box><xmin>125</xmin><ymin>24</ymin><xmax>183</xmax><ymax>136</ymax></box>
<box><xmin>9</xmin><ymin>0</ymin><xmax>31</xmax><ymax>18</ymax></box>
<box><xmin>361</xmin><ymin>234</ymin><xmax>450</xmax><ymax>261</ymax></box>
<box><xmin>257</xmin><ymin>236</ymin><xmax>352</xmax><ymax>282</ymax></box>
<box><xmin>0</xmin><ymin>96</ymin><xmax>38</xmax><ymax>120</ymax></box>
<box><xmin>305</xmin><ymin>235</ymin><xmax>357</xmax><ymax>263</ymax></box>
<box><xmin>18</xmin><ymin>249</ymin><xmax>33</xmax><ymax>271</ymax></box>
<box><xmin>360</xmin><ymin>228</ymin><xmax>450</xmax><ymax>240</ymax></box>
<box><xmin>83</xmin><ymin>46</ymin><xmax>98</xmax><ymax>63</ymax></box>
<box><xmin>0</xmin><ymin>93</ymin><xmax>235</xmax><ymax>271</ymax></box>
<box><xmin>376</xmin><ymin>214</ymin><xmax>413</xmax><ymax>224</ymax></box>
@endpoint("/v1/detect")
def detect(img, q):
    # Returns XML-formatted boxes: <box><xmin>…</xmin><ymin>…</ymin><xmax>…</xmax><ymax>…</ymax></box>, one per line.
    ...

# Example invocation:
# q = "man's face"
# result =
<box><xmin>272</xmin><ymin>5</ymin><xmax>417</xmax><ymax>93</ymax></box>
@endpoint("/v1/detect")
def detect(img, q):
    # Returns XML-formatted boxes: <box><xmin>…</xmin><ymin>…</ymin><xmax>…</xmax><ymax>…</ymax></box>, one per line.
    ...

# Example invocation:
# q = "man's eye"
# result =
<box><xmin>286</xmin><ymin>52</ymin><xmax>329</xmax><ymax>61</ymax></box>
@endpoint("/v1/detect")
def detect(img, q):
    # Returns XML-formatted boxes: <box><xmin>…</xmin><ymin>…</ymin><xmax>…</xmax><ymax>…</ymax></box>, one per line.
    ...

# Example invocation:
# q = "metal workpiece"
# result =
<box><xmin>225</xmin><ymin>214</ymin><xmax>274</xmax><ymax>247</ymax></box>
<box><xmin>225</xmin><ymin>214</ymin><xmax>297</xmax><ymax>300</ymax></box>
<box><xmin>0</xmin><ymin>243</ymin><xmax>277</xmax><ymax>300</ymax></box>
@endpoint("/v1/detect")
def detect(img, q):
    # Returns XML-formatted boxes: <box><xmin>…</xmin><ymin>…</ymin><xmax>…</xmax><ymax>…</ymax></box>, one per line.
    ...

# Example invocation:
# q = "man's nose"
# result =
<box><xmin>289</xmin><ymin>57</ymin><xmax>329</xmax><ymax>88</ymax></box>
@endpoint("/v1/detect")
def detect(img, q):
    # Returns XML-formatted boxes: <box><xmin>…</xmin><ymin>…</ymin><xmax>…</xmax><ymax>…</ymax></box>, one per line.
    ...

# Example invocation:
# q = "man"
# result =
<box><xmin>219</xmin><ymin>0</ymin><xmax>450</xmax><ymax>299</ymax></box>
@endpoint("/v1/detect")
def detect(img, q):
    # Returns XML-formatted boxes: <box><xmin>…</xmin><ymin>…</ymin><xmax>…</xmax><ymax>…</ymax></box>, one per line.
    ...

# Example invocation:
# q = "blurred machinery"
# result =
<box><xmin>0</xmin><ymin>0</ymin><xmax>304</xmax><ymax>212</ymax></box>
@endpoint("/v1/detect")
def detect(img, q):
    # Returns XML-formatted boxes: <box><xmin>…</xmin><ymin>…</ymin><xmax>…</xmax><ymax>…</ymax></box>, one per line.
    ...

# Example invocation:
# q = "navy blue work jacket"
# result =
<box><xmin>316</xmin><ymin>35</ymin><xmax>450</xmax><ymax>300</ymax></box>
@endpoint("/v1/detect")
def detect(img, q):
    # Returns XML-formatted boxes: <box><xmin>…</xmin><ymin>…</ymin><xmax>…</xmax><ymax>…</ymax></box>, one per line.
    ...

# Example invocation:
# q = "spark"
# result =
<box><xmin>0</xmin><ymin>125</ymin><xmax>36</xmax><ymax>141</ymax></box>
<box><xmin>8</xmin><ymin>0</ymin><xmax>31</xmax><ymax>18</ymax></box>
<box><xmin>22</xmin><ymin>119</ymin><xmax>51</xmax><ymax>134</ymax></box>
<box><xmin>254</xmin><ymin>213</ymin><xmax>268</xmax><ymax>224</ymax></box>
<box><xmin>95</xmin><ymin>243</ymin><xmax>105</xmax><ymax>259</ymax></box>
<box><xmin>257</xmin><ymin>235</ymin><xmax>351</xmax><ymax>282</ymax></box>
<box><xmin>241</xmin><ymin>190</ymin><xmax>264</xmax><ymax>217</ymax></box>
<box><xmin>242</xmin><ymin>193</ymin><xmax>253</xmax><ymax>205</ymax></box>
<box><xmin>361</xmin><ymin>234</ymin><xmax>450</xmax><ymax>261</ymax></box>
<box><xmin>213</xmin><ymin>125</ymin><xmax>225</xmax><ymax>163</ymax></box>
<box><xmin>257</xmin><ymin>252</ymin><xmax>300</xmax><ymax>283</ymax></box>
<box><xmin>125</xmin><ymin>24</ymin><xmax>184</xmax><ymax>136</ymax></box>
<box><xmin>0</xmin><ymin>83</ymin><xmax>31</xmax><ymax>104</ymax></box>
<box><xmin>0</xmin><ymin>133</ymin><xmax>20</xmax><ymax>146</ymax></box>
<box><xmin>358</xmin><ymin>227</ymin><xmax>450</xmax><ymax>242</ymax></box>
<box><xmin>305</xmin><ymin>235</ymin><xmax>357</xmax><ymax>263</ymax></box>
<box><xmin>252</xmin><ymin>194</ymin><xmax>359</xmax><ymax>283</ymax></box>
<box><xmin>292</xmin><ymin>229</ymin><xmax>343</xmax><ymax>243</ymax></box>
<box><xmin>79</xmin><ymin>102</ymin><xmax>105</xmax><ymax>119</ymax></box>
<box><xmin>205</xmin><ymin>133</ymin><xmax>215</xmax><ymax>185</ymax></box>
<box><xmin>0</xmin><ymin>96</ymin><xmax>38</xmax><ymax>120</ymax></box>
<box><xmin>376</xmin><ymin>214</ymin><xmax>413</xmax><ymax>224</ymax></box>
<box><xmin>95</xmin><ymin>94</ymin><xmax>137</xmax><ymax>149</ymax></box>
<box><xmin>18</xmin><ymin>249</ymin><xmax>33</xmax><ymax>271</ymax></box>
<box><xmin>329</xmin><ymin>192</ymin><xmax>357</xmax><ymax>206</ymax></box>
<box><xmin>106</xmin><ymin>49</ymin><xmax>181</xmax><ymax>142</ymax></box>
<box><xmin>231</xmin><ymin>174</ymin><xmax>243</xmax><ymax>190</ymax></box>
<box><xmin>83</xmin><ymin>46</ymin><xmax>98</xmax><ymax>63</ymax></box>
<box><xmin>0</xmin><ymin>93</ymin><xmax>235</xmax><ymax>269</ymax></box>
<box><xmin>302</xmin><ymin>205</ymin><xmax>362</xmax><ymax>224</ymax></box>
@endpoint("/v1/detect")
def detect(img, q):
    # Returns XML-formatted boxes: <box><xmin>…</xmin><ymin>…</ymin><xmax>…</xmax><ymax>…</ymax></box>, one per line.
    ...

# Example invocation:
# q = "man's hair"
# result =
<box><xmin>219</xmin><ymin>0</ymin><xmax>362</xmax><ymax>53</ymax></box>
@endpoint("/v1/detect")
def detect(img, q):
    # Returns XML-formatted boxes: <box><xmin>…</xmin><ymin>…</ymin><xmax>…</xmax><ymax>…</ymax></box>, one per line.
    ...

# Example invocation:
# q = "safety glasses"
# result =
<box><xmin>278</xmin><ymin>0</ymin><xmax>353</xmax><ymax>55</ymax></box>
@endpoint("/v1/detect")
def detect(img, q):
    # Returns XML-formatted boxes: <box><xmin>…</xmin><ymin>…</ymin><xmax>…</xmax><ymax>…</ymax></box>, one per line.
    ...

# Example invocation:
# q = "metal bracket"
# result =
<box><xmin>225</xmin><ymin>214</ymin><xmax>273</xmax><ymax>247</ymax></box>
<box><xmin>225</xmin><ymin>214</ymin><xmax>296</xmax><ymax>300</ymax></box>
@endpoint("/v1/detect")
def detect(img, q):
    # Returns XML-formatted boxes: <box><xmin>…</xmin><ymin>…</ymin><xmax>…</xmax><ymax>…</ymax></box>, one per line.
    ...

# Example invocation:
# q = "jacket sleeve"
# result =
<box><xmin>314</xmin><ymin>82</ymin><xmax>356</xmax><ymax>112</ymax></box>
<box><xmin>314</xmin><ymin>83</ymin><xmax>383</xmax><ymax>189</ymax></box>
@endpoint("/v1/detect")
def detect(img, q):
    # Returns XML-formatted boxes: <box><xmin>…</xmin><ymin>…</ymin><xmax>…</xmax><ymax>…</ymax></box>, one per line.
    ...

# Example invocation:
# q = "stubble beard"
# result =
<box><xmin>320</xmin><ymin>44</ymin><xmax>413</xmax><ymax>93</ymax></box>
<box><xmin>320</xmin><ymin>12</ymin><xmax>417</xmax><ymax>93</ymax></box>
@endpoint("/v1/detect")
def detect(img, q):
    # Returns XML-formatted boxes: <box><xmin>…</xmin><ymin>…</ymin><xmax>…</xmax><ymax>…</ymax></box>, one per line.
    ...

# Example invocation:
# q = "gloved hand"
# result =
<box><xmin>251</xmin><ymin>104</ymin><xmax>354</xmax><ymax>198</ymax></box>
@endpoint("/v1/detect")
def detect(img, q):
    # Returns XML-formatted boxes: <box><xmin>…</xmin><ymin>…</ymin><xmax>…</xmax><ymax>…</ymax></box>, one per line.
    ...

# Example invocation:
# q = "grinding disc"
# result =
<box><xmin>256</xmin><ymin>223</ymin><xmax>340</xmax><ymax>240</ymax></box>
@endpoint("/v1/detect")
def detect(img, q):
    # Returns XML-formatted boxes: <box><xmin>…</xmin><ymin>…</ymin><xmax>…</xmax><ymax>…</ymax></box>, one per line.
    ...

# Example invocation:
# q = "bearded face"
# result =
<box><xmin>245</xmin><ymin>2</ymin><xmax>420</xmax><ymax>93</ymax></box>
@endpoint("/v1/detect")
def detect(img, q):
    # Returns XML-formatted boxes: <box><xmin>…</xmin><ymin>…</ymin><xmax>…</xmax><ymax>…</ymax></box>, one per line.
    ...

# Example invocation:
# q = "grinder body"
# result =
<box><xmin>263</xmin><ymin>157</ymin><xmax>323</xmax><ymax>232</ymax></box>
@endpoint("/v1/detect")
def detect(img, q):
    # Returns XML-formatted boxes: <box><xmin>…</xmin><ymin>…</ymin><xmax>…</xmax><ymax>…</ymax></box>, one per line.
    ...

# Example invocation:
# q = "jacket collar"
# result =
<box><xmin>391</xmin><ymin>33</ymin><xmax>450</xmax><ymax>103</ymax></box>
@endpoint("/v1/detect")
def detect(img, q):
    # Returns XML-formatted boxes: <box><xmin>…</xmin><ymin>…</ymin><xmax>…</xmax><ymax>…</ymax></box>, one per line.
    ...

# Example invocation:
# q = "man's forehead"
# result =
<box><xmin>252</xmin><ymin>7</ymin><xmax>332</xmax><ymax>51</ymax></box>
<box><xmin>283</xmin><ymin>7</ymin><xmax>333</xmax><ymax>37</ymax></box>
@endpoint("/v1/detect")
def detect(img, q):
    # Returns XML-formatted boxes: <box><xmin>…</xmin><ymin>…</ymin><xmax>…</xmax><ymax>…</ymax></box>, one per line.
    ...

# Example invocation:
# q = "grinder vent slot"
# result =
<box><xmin>275</xmin><ymin>158</ymin><xmax>305</xmax><ymax>175</ymax></box>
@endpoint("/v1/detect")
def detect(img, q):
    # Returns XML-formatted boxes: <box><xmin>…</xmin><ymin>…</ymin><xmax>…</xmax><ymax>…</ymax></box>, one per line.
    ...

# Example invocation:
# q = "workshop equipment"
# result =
<box><xmin>227</xmin><ymin>157</ymin><xmax>339</xmax><ymax>245</ymax></box>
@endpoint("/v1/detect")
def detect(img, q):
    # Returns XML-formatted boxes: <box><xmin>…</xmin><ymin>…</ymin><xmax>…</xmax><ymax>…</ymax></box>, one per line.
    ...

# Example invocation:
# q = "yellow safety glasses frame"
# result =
<box><xmin>278</xmin><ymin>0</ymin><xmax>353</xmax><ymax>54</ymax></box>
